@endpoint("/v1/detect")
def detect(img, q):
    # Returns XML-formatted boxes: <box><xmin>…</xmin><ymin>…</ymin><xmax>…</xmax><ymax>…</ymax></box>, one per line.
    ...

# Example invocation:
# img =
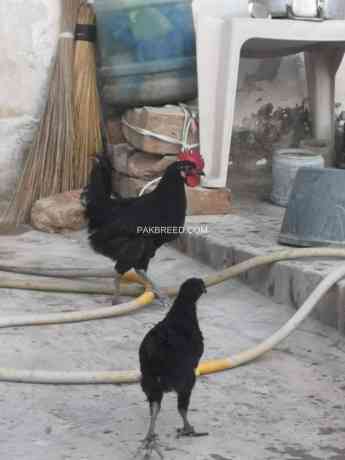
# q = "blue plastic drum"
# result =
<box><xmin>94</xmin><ymin>0</ymin><xmax>197</xmax><ymax>108</ymax></box>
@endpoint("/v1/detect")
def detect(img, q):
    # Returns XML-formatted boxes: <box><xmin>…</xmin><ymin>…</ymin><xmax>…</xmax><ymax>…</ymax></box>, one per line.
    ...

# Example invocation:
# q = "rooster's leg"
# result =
<box><xmin>112</xmin><ymin>270</ymin><xmax>121</xmax><ymax>305</ymax></box>
<box><xmin>135</xmin><ymin>270</ymin><xmax>170</xmax><ymax>308</ymax></box>
<box><xmin>177</xmin><ymin>390</ymin><xmax>208</xmax><ymax>438</ymax></box>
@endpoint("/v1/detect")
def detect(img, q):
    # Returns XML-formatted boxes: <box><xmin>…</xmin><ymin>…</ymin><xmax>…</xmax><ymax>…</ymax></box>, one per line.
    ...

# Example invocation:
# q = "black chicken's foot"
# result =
<box><xmin>112</xmin><ymin>271</ymin><xmax>121</xmax><ymax>305</ymax></box>
<box><xmin>134</xmin><ymin>434</ymin><xmax>164</xmax><ymax>460</ymax></box>
<box><xmin>151</xmin><ymin>288</ymin><xmax>171</xmax><ymax>309</ymax></box>
<box><xmin>111</xmin><ymin>296</ymin><xmax>120</xmax><ymax>306</ymax></box>
<box><xmin>176</xmin><ymin>425</ymin><xmax>209</xmax><ymax>438</ymax></box>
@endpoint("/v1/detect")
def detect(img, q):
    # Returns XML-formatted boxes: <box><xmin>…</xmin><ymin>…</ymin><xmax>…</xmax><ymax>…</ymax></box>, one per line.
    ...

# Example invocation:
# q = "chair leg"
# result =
<box><xmin>195</xmin><ymin>16</ymin><xmax>242</xmax><ymax>188</ymax></box>
<box><xmin>304</xmin><ymin>47</ymin><xmax>344</xmax><ymax>166</ymax></box>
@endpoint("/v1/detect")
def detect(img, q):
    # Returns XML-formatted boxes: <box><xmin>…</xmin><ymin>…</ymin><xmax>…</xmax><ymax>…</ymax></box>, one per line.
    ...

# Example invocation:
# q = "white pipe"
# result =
<box><xmin>0</xmin><ymin>248</ymin><xmax>345</xmax><ymax>328</ymax></box>
<box><xmin>0</xmin><ymin>262</ymin><xmax>344</xmax><ymax>384</ymax></box>
<box><xmin>0</xmin><ymin>292</ymin><xmax>154</xmax><ymax>329</ymax></box>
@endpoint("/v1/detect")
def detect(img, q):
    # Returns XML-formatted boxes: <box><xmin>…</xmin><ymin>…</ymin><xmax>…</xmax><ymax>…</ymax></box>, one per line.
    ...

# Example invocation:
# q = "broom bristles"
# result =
<box><xmin>73</xmin><ymin>1</ymin><xmax>103</xmax><ymax>189</ymax></box>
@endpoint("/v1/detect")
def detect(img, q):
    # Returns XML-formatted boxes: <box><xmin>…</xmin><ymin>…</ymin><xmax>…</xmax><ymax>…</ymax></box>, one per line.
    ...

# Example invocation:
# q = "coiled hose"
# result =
<box><xmin>0</xmin><ymin>247</ymin><xmax>344</xmax><ymax>384</ymax></box>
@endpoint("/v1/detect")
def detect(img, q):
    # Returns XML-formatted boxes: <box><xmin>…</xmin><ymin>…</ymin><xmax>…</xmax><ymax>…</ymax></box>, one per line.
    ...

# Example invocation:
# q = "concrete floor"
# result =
<box><xmin>0</xmin><ymin>229</ymin><xmax>345</xmax><ymax>460</ymax></box>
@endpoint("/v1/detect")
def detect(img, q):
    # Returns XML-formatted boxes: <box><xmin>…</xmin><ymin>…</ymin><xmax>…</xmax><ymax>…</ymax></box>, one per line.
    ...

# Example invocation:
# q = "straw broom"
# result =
<box><xmin>1</xmin><ymin>0</ymin><xmax>81</xmax><ymax>227</ymax></box>
<box><xmin>73</xmin><ymin>1</ymin><xmax>103</xmax><ymax>189</ymax></box>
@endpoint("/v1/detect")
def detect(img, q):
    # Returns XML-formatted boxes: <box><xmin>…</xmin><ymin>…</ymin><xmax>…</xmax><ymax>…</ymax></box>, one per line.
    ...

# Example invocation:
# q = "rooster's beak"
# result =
<box><xmin>197</xmin><ymin>171</ymin><xmax>205</xmax><ymax>176</ymax></box>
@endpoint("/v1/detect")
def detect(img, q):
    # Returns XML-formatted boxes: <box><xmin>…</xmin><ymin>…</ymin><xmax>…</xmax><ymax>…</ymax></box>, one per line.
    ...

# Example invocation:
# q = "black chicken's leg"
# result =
<box><xmin>145</xmin><ymin>401</ymin><xmax>160</xmax><ymax>443</ymax></box>
<box><xmin>177</xmin><ymin>390</ymin><xmax>208</xmax><ymax>438</ymax></box>
<box><xmin>137</xmin><ymin>401</ymin><xmax>164</xmax><ymax>460</ymax></box>
<box><xmin>112</xmin><ymin>270</ymin><xmax>121</xmax><ymax>305</ymax></box>
<box><xmin>135</xmin><ymin>270</ymin><xmax>170</xmax><ymax>308</ymax></box>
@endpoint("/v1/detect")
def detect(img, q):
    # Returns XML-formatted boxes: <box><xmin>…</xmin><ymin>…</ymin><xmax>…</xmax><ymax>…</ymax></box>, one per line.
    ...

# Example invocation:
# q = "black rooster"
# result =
<box><xmin>82</xmin><ymin>153</ymin><xmax>204</xmax><ymax>305</ymax></box>
<box><xmin>138</xmin><ymin>278</ymin><xmax>208</xmax><ymax>458</ymax></box>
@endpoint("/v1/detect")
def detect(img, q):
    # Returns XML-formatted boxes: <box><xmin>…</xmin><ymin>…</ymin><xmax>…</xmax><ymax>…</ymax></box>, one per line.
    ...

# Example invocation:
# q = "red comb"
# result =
<box><xmin>178</xmin><ymin>149</ymin><xmax>205</xmax><ymax>171</ymax></box>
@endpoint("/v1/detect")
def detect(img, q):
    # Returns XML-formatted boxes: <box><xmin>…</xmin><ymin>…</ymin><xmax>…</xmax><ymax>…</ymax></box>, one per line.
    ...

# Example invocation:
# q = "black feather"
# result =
<box><xmin>83</xmin><ymin>153</ymin><xmax>193</xmax><ymax>274</ymax></box>
<box><xmin>139</xmin><ymin>278</ymin><xmax>206</xmax><ymax>398</ymax></box>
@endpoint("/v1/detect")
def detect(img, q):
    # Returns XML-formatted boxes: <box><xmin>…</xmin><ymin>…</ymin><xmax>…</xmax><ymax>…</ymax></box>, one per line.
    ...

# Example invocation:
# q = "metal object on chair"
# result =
<box><xmin>288</xmin><ymin>0</ymin><xmax>322</xmax><ymax>21</ymax></box>
<box><xmin>248</xmin><ymin>1</ymin><xmax>271</xmax><ymax>18</ymax></box>
<box><xmin>262</xmin><ymin>0</ymin><xmax>345</xmax><ymax>19</ymax></box>
<box><xmin>278</xmin><ymin>167</ymin><xmax>345</xmax><ymax>247</ymax></box>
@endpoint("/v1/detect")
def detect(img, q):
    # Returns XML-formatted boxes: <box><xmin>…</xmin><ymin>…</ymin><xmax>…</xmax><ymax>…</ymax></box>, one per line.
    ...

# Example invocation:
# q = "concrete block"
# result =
<box><xmin>112</xmin><ymin>170</ymin><xmax>233</xmax><ymax>216</ymax></box>
<box><xmin>186</xmin><ymin>187</ymin><xmax>232</xmax><ymax>215</ymax></box>
<box><xmin>110</xmin><ymin>143</ymin><xmax>177</xmax><ymax>179</ymax></box>
<box><xmin>128</xmin><ymin>153</ymin><xmax>176</xmax><ymax>180</ymax></box>
<box><xmin>110</xmin><ymin>144</ymin><xmax>136</xmax><ymax>176</ymax></box>
<box><xmin>106</xmin><ymin>117</ymin><xmax>126</xmax><ymax>145</ymax></box>
<box><xmin>174</xmin><ymin>214</ymin><xmax>345</xmax><ymax>333</ymax></box>
<box><xmin>112</xmin><ymin>171</ymin><xmax>147</xmax><ymax>198</ymax></box>
<box><xmin>122</xmin><ymin>105</ymin><xmax>196</xmax><ymax>155</ymax></box>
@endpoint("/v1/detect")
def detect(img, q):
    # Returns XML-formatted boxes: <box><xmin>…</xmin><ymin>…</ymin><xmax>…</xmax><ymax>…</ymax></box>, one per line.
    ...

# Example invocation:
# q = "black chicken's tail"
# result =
<box><xmin>81</xmin><ymin>153</ymin><xmax>116</xmax><ymax>230</ymax></box>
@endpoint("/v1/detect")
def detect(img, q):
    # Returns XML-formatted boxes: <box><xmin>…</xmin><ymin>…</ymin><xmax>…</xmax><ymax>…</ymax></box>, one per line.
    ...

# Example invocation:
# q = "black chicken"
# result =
<box><xmin>83</xmin><ymin>153</ymin><xmax>204</xmax><ymax>305</ymax></box>
<box><xmin>138</xmin><ymin>278</ymin><xmax>208</xmax><ymax>458</ymax></box>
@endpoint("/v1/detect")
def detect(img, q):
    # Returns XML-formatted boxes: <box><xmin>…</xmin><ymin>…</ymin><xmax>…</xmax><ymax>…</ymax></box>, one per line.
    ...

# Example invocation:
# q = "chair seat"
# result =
<box><xmin>192</xmin><ymin>4</ymin><xmax>345</xmax><ymax>187</ymax></box>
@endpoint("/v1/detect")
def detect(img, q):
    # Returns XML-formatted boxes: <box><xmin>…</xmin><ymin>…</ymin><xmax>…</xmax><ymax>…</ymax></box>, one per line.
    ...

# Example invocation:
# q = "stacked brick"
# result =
<box><xmin>107</xmin><ymin>105</ymin><xmax>232</xmax><ymax>215</ymax></box>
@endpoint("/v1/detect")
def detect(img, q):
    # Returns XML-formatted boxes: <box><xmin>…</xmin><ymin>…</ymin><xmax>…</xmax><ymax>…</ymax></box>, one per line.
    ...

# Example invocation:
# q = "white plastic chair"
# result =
<box><xmin>193</xmin><ymin>0</ymin><xmax>345</xmax><ymax>187</ymax></box>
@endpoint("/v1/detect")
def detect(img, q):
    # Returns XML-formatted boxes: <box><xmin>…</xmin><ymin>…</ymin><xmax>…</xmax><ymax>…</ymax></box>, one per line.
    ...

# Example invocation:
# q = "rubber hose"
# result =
<box><xmin>1</xmin><ymin>247</ymin><xmax>345</xmax><ymax>285</ymax></box>
<box><xmin>1</xmin><ymin>247</ymin><xmax>345</xmax><ymax>298</ymax></box>
<box><xmin>0</xmin><ymin>271</ymin><xmax>154</xmax><ymax>328</ymax></box>
<box><xmin>0</xmin><ymin>266</ymin><xmax>115</xmax><ymax>279</ymax></box>
<box><xmin>0</xmin><ymin>261</ymin><xmax>344</xmax><ymax>384</ymax></box>
<box><xmin>0</xmin><ymin>247</ymin><xmax>344</xmax><ymax>329</ymax></box>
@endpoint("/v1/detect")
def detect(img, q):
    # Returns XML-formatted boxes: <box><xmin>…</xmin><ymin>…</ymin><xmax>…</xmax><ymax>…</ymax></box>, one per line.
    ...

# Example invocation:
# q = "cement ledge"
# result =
<box><xmin>173</xmin><ymin>214</ymin><xmax>345</xmax><ymax>334</ymax></box>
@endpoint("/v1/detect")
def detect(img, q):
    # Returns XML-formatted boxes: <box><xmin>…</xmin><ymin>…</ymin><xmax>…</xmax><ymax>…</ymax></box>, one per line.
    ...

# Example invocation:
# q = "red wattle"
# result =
<box><xmin>185</xmin><ymin>175</ymin><xmax>200</xmax><ymax>188</ymax></box>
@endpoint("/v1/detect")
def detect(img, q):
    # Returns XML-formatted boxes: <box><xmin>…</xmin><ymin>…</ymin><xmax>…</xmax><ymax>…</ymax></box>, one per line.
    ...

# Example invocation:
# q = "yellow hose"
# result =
<box><xmin>0</xmin><ymin>248</ymin><xmax>344</xmax><ymax>383</ymax></box>
<box><xmin>1</xmin><ymin>247</ymin><xmax>345</xmax><ymax>299</ymax></box>
<box><xmin>0</xmin><ymin>247</ymin><xmax>344</xmax><ymax>328</ymax></box>
<box><xmin>0</xmin><ymin>271</ymin><xmax>154</xmax><ymax>328</ymax></box>
<box><xmin>0</xmin><ymin>262</ymin><xmax>344</xmax><ymax>384</ymax></box>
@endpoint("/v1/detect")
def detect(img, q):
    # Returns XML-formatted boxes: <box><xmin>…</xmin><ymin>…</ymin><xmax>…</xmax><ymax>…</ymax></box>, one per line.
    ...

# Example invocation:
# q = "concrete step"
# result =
<box><xmin>174</xmin><ymin>214</ymin><xmax>345</xmax><ymax>334</ymax></box>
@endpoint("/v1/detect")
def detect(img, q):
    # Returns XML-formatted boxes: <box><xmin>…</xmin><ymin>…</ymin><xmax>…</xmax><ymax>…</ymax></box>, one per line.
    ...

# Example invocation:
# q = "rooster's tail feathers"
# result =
<box><xmin>82</xmin><ymin>153</ymin><xmax>113</xmax><ymax>207</ymax></box>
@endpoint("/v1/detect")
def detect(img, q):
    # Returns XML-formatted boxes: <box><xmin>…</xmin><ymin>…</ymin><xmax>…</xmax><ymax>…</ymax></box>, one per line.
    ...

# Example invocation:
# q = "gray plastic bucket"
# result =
<box><xmin>278</xmin><ymin>167</ymin><xmax>345</xmax><ymax>247</ymax></box>
<box><xmin>271</xmin><ymin>148</ymin><xmax>324</xmax><ymax>207</ymax></box>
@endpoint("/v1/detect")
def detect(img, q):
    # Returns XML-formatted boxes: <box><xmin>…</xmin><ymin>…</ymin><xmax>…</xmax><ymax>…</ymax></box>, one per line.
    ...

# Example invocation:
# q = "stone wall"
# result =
<box><xmin>0</xmin><ymin>0</ymin><xmax>60</xmax><ymax>207</ymax></box>
<box><xmin>233</xmin><ymin>52</ymin><xmax>345</xmax><ymax>172</ymax></box>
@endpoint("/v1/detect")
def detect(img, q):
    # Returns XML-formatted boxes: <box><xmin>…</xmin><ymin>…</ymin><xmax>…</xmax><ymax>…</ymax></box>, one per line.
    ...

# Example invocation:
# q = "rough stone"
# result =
<box><xmin>106</xmin><ymin>117</ymin><xmax>126</xmax><ymax>145</ymax></box>
<box><xmin>110</xmin><ymin>143</ymin><xmax>136</xmax><ymax>176</ymax></box>
<box><xmin>112</xmin><ymin>171</ymin><xmax>148</xmax><ymax>198</ymax></box>
<box><xmin>31</xmin><ymin>190</ymin><xmax>86</xmax><ymax>233</ymax></box>
<box><xmin>128</xmin><ymin>153</ymin><xmax>177</xmax><ymax>179</ymax></box>
<box><xmin>110</xmin><ymin>143</ymin><xmax>177</xmax><ymax>179</ymax></box>
<box><xmin>112</xmin><ymin>171</ymin><xmax>232</xmax><ymax>215</ymax></box>
<box><xmin>122</xmin><ymin>105</ymin><xmax>197</xmax><ymax>155</ymax></box>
